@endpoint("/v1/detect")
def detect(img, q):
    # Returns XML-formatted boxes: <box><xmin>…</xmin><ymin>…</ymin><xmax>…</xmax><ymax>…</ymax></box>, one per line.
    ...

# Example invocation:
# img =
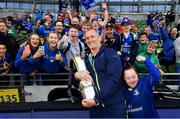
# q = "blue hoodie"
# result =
<box><xmin>15</xmin><ymin>47</ymin><xmax>41</xmax><ymax>74</ymax></box>
<box><xmin>41</xmin><ymin>43</ymin><xmax>67</xmax><ymax>73</ymax></box>
<box><xmin>124</xmin><ymin>58</ymin><xmax>161</xmax><ymax>118</ymax></box>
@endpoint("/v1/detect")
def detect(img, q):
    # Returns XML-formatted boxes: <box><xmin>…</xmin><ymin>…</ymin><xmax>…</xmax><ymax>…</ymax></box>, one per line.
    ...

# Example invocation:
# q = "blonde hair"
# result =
<box><xmin>148</xmin><ymin>41</ymin><xmax>158</xmax><ymax>49</ymax></box>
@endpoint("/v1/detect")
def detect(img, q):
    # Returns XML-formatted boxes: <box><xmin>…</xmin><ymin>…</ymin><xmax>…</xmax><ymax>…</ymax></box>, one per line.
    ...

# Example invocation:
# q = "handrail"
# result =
<box><xmin>0</xmin><ymin>72</ymin><xmax>179</xmax><ymax>88</ymax></box>
<box><xmin>0</xmin><ymin>72</ymin><xmax>70</xmax><ymax>76</ymax></box>
<box><xmin>16</xmin><ymin>32</ymin><xmax>31</xmax><ymax>45</ymax></box>
<box><xmin>1</xmin><ymin>73</ymin><xmax>180</xmax><ymax>76</ymax></box>
<box><xmin>139</xmin><ymin>73</ymin><xmax>180</xmax><ymax>76</ymax></box>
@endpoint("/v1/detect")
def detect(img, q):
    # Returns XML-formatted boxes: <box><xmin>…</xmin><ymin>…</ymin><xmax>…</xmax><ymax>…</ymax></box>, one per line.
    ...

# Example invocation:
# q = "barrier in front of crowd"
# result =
<box><xmin>0</xmin><ymin>72</ymin><xmax>179</xmax><ymax>103</ymax></box>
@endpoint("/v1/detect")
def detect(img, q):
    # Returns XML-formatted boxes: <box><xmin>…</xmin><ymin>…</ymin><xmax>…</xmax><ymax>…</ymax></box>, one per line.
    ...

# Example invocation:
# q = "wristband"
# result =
<box><xmin>94</xmin><ymin>99</ymin><xmax>100</xmax><ymax>106</ymax></box>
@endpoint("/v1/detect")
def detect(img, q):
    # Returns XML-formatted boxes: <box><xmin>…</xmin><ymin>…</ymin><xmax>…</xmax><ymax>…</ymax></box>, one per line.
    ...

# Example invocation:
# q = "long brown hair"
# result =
<box><xmin>27</xmin><ymin>33</ymin><xmax>41</xmax><ymax>50</ymax></box>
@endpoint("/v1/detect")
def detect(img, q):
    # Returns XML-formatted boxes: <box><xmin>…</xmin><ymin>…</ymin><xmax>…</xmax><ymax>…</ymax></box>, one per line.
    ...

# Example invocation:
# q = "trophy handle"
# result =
<box><xmin>71</xmin><ymin>56</ymin><xmax>87</xmax><ymax>71</ymax></box>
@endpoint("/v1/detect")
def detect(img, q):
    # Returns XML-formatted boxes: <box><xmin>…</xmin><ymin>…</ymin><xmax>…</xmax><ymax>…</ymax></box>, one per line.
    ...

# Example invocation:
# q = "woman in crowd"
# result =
<box><xmin>15</xmin><ymin>33</ymin><xmax>44</xmax><ymax>84</ymax></box>
<box><xmin>40</xmin><ymin>32</ymin><xmax>67</xmax><ymax>84</ymax></box>
<box><xmin>41</xmin><ymin>32</ymin><xmax>67</xmax><ymax>73</ymax></box>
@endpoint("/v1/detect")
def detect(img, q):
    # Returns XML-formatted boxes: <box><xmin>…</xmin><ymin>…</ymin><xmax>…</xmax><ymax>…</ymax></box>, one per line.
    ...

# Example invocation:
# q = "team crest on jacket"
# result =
<box><xmin>133</xmin><ymin>89</ymin><xmax>139</xmax><ymax>96</ymax></box>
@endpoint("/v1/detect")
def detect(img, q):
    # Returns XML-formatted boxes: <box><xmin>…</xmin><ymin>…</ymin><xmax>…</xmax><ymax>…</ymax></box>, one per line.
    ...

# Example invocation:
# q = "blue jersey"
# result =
<box><xmin>120</xmin><ymin>32</ymin><xmax>138</xmax><ymax>67</ymax></box>
<box><xmin>151</xmin><ymin>28</ymin><xmax>160</xmax><ymax>42</ymax></box>
<box><xmin>41</xmin><ymin>43</ymin><xmax>67</xmax><ymax>73</ymax></box>
<box><xmin>15</xmin><ymin>47</ymin><xmax>41</xmax><ymax>74</ymax></box>
<box><xmin>124</xmin><ymin>58</ymin><xmax>161</xmax><ymax>118</ymax></box>
<box><xmin>120</xmin><ymin>32</ymin><xmax>138</xmax><ymax>57</ymax></box>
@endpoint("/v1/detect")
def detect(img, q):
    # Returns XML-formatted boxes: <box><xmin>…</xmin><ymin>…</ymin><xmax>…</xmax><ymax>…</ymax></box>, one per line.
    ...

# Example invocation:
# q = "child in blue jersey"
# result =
<box><xmin>123</xmin><ymin>55</ymin><xmax>161</xmax><ymax>118</ymax></box>
<box><xmin>118</xmin><ymin>17</ymin><xmax>138</xmax><ymax>67</ymax></box>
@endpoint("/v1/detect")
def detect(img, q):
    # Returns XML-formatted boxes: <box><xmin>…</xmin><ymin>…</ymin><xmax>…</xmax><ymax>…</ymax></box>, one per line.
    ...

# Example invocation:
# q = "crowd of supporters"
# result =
<box><xmin>0</xmin><ymin>3</ymin><xmax>180</xmax><ymax>83</ymax></box>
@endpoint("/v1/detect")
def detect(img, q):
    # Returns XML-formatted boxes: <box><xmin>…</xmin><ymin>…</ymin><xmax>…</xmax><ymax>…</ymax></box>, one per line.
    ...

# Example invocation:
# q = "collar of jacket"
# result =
<box><xmin>92</xmin><ymin>45</ymin><xmax>106</xmax><ymax>58</ymax></box>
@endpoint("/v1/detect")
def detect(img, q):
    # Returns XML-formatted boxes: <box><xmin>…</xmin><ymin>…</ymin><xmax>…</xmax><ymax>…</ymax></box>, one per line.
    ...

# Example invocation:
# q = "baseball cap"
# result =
<box><xmin>92</xmin><ymin>15</ymin><xmax>99</xmax><ymax>22</ymax></box>
<box><xmin>121</xmin><ymin>18</ymin><xmax>132</xmax><ymax>26</ymax></box>
<box><xmin>115</xmin><ymin>17</ymin><xmax>123</xmax><ymax>22</ymax></box>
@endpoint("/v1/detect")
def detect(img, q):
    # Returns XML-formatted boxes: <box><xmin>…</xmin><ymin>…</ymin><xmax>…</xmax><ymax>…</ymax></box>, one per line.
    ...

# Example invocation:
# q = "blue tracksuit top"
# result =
<box><xmin>85</xmin><ymin>45</ymin><xmax>125</xmax><ymax>106</ymax></box>
<box><xmin>38</xmin><ymin>24</ymin><xmax>55</xmax><ymax>38</ymax></box>
<box><xmin>15</xmin><ymin>47</ymin><xmax>41</xmax><ymax>74</ymax></box>
<box><xmin>41</xmin><ymin>43</ymin><xmax>67</xmax><ymax>73</ymax></box>
<box><xmin>124</xmin><ymin>58</ymin><xmax>161</xmax><ymax>118</ymax></box>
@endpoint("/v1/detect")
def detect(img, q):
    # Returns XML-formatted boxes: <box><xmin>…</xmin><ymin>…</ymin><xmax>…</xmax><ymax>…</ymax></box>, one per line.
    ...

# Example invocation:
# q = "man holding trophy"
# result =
<box><xmin>75</xmin><ymin>29</ymin><xmax>126</xmax><ymax>118</ymax></box>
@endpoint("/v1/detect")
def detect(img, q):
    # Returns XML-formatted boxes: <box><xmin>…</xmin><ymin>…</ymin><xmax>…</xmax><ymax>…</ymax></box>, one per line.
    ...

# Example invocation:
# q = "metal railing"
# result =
<box><xmin>0</xmin><ymin>72</ymin><xmax>179</xmax><ymax>103</ymax></box>
<box><xmin>0</xmin><ymin>72</ymin><xmax>179</xmax><ymax>87</ymax></box>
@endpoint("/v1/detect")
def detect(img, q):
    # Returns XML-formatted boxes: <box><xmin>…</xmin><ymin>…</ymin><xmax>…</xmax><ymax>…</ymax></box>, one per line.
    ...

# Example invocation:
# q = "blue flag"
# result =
<box><xmin>81</xmin><ymin>0</ymin><xmax>96</xmax><ymax>10</ymax></box>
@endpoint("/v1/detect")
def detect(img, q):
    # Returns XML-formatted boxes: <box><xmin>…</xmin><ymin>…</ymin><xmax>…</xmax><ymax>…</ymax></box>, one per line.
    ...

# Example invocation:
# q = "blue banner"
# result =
<box><xmin>81</xmin><ymin>0</ymin><xmax>96</xmax><ymax>10</ymax></box>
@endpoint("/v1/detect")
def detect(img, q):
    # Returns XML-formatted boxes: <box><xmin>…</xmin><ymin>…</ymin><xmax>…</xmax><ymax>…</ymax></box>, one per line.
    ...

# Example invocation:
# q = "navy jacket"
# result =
<box><xmin>85</xmin><ymin>46</ymin><xmax>125</xmax><ymax>106</ymax></box>
<box><xmin>41</xmin><ymin>43</ymin><xmax>67</xmax><ymax>73</ymax></box>
<box><xmin>15</xmin><ymin>47</ymin><xmax>41</xmax><ymax>74</ymax></box>
<box><xmin>125</xmin><ymin>58</ymin><xmax>161</xmax><ymax>118</ymax></box>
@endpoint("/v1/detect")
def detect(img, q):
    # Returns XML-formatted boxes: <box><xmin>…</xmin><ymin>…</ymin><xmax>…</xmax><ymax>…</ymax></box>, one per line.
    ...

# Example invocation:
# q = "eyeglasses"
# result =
<box><xmin>56</xmin><ymin>25</ymin><xmax>63</xmax><ymax>27</ymax></box>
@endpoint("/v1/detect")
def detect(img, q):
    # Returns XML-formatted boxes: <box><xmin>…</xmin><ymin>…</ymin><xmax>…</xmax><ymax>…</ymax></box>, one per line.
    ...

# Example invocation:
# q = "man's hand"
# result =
<box><xmin>82</xmin><ymin>99</ymin><xmax>97</xmax><ymax>108</ymax></box>
<box><xmin>75</xmin><ymin>70</ymin><xmax>93</xmax><ymax>82</ymax></box>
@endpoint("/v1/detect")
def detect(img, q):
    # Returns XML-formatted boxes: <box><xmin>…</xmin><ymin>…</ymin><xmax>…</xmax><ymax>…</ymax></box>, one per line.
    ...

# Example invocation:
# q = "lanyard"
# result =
<box><xmin>88</xmin><ymin>54</ymin><xmax>106</xmax><ymax>107</ymax></box>
<box><xmin>88</xmin><ymin>54</ymin><xmax>101</xmax><ymax>93</ymax></box>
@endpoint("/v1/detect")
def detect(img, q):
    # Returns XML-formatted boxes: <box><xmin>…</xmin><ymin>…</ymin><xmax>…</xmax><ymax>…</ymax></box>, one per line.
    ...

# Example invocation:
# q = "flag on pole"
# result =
<box><xmin>81</xmin><ymin>0</ymin><xmax>96</xmax><ymax>10</ymax></box>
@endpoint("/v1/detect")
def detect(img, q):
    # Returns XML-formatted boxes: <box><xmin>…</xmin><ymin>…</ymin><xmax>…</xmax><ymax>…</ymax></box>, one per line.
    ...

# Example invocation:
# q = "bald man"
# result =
<box><xmin>75</xmin><ymin>29</ymin><xmax>126</xmax><ymax>118</ymax></box>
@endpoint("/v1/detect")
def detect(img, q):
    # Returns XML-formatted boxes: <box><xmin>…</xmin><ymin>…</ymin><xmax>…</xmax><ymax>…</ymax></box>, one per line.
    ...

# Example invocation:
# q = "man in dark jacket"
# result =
<box><xmin>75</xmin><ymin>29</ymin><xmax>126</xmax><ymax>118</ymax></box>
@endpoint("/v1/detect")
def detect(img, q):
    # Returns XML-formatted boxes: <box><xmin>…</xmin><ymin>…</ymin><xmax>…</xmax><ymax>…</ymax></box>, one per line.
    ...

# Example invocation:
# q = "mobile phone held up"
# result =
<box><xmin>38</xmin><ymin>46</ymin><xmax>44</xmax><ymax>53</ymax></box>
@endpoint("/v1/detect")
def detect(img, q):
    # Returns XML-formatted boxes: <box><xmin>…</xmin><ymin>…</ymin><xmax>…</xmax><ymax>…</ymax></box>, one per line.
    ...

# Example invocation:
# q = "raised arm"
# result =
<box><xmin>98</xmin><ymin>3</ymin><xmax>108</xmax><ymax>27</ymax></box>
<box><xmin>66</xmin><ymin>8</ymin><xmax>73</xmax><ymax>25</ymax></box>
<box><xmin>136</xmin><ymin>55</ymin><xmax>161</xmax><ymax>86</ymax></box>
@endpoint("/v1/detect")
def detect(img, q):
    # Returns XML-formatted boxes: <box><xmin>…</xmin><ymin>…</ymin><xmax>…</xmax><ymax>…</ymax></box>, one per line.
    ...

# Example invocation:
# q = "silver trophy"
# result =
<box><xmin>72</xmin><ymin>57</ymin><xmax>95</xmax><ymax>99</ymax></box>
